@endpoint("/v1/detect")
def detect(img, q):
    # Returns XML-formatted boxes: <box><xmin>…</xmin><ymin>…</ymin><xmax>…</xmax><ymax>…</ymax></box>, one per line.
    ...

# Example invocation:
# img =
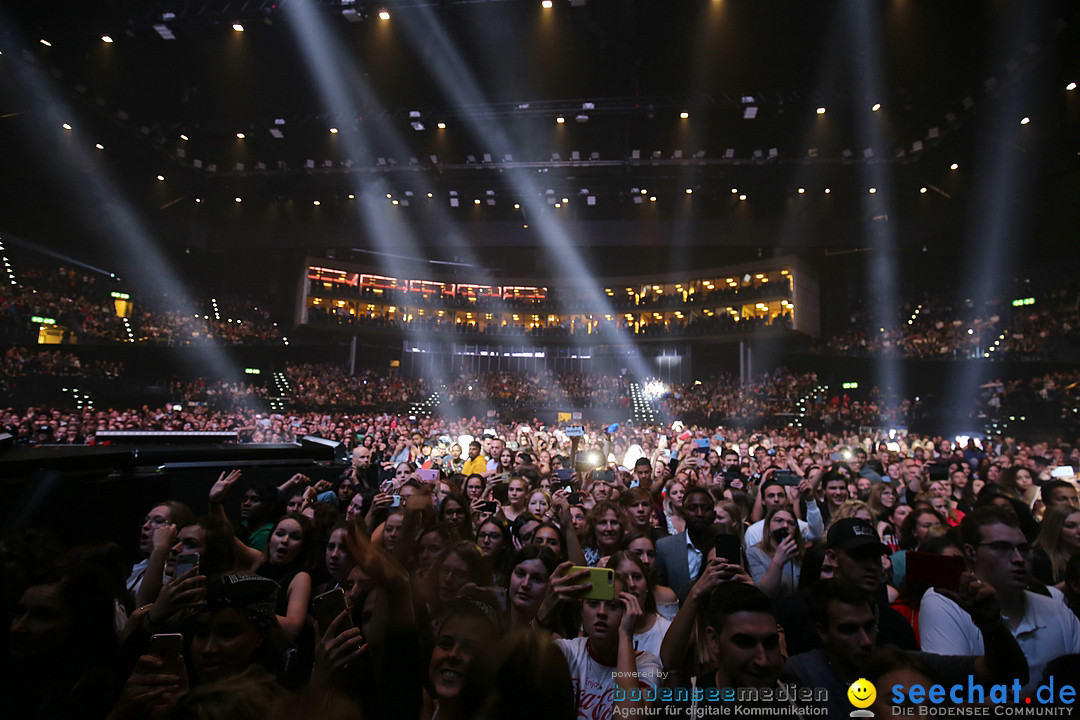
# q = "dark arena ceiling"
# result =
<box><xmin>1</xmin><ymin>0</ymin><xmax>1079</xmax><ymax>280</ymax></box>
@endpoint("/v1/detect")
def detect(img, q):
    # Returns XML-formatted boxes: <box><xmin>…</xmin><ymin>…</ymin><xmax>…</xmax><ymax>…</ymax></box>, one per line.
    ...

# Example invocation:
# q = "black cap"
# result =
<box><xmin>827</xmin><ymin>518</ymin><xmax>889</xmax><ymax>554</ymax></box>
<box><xmin>204</xmin><ymin>573</ymin><xmax>279</xmax><ymax>629</ymax></box>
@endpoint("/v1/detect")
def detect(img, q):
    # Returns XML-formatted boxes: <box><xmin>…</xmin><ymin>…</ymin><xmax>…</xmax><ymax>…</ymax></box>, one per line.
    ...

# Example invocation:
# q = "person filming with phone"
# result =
<box><xmin>747</xmin><ymin>506</ymin><xmax>804</xmax><ymax>597</ymax></box>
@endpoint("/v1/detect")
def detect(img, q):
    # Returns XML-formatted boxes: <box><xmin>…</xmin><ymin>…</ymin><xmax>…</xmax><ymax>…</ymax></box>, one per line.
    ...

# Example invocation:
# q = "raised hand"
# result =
<box><xmin>209</xmin><ymin>469</ymin><xmax>241</xmax><ymax>503</ymax></box>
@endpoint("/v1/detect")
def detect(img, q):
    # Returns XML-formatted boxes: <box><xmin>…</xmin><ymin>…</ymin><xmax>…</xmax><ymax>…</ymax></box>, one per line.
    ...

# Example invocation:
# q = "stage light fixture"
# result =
<box><xmin>680</xmin><ymin>111</ymin><xmax>689</xmax><ymax>119</ymax></box>
<box><xmin>156</xmin><ymin>175</ymin><xmax>164</xmax><ymax>181</ymax></box>
<box><xmin>1067</xmin><ymin>82</ymin><xmax>1077</xmax><ymax>91</ymax></box>
<box><xmin>234</xmin><ymin>197</ymin><xmax>242</xmax><ymax>203</ymax></box>
<box><xmin>556</xmin><ymin>116</ymin><xmax>565</xmax><ymax>124</ymax></box>
<box><xmin>871</xmin><ymin>103</ymin><xmax>881</xmax><ymax>112</ymax></box>
<box><xmin>542</xmin><ymin>0</ymin><xmax>553</xmax><ymax>7</ymax></box>
<box><xmin>180</xmin><ymin>134</ymin><xmax>188</xmax><ymax>141</ymax></box>
<box><xmin>314</xmin><ymin>201</ymin><xmax>321</xmax><ymax>206</ymax></box>
<box><xmin>232</xmin><ymin>23</ymin><xmax>244</xmax><ymax>32</ymax></box>
<box><xmin>437</xmin><ymin>122</ymin><xmax>446</xmax><ymax>129</ymax></box>
<box><xmin>816</xmin><ymin>107</ymin><xmax>826</xmax><ymax>115</ymax></box>
<box><xmin>62</xmin><ymin>123</ymin><xmax>72</xmax><ymax>130</ymax></box>
<box><xmin>950</xmin><ymin>163</ymin><xmax>959</xmax><ymax>170</ymax></box>
<box><xmin>330</xmin><ymin>127</ymin><xmax>338</xmax><ymax>134</ymax></box>
<box><xmin>1020</xmin><ymin>117</ymin><xmax>1030</xmax><ymax>125</ymax></box>
<box><xmin>95</xmin><ymin>143</ymin><xmax>104</xmax><ymax>150</ymax></box>
<box><xmin>797</xmin><ymin>188</ymin><xmax>805</xmax><ymax>194</ymax></box>
<box><xmin>236</xmin><ymin>132</ymin><xmax>245</xmax><ymax>139</ymax></box>
<box><xmin>920</xmin><ymin>187</ymin><xmax>927</xmax><ymax>194</ymax></box>
<box><xmin>379</xmin><ymin>10</ymin><xmax>390</xmax><ymax>21</ymax></box>
<box><xmin>869</xmin><ymin>187</ymin><xmax>877</xmax><ymax>194</ymax></box>
<box><xmin>102</xmin><ymin>35</ymin><xmax>114</xmax><ymax>43</ymax></box>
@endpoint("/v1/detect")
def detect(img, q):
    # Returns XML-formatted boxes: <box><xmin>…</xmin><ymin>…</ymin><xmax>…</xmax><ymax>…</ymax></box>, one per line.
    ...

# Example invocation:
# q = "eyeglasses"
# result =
<box><xmin>978</xmin><ymin>541</ymin><xmax>1031</xmax><ymax>556</ymax></box>
<box><xmin>478</xmin><ymin>532</ymin><xmax>502</xmax><ymax>541</ymax></box>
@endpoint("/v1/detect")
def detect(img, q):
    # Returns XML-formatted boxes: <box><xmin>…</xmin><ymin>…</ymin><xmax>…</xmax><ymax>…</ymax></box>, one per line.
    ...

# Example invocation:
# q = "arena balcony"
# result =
<box><xmin>297</xmin><ymin>254</ymin><xmax>818</xmax><ymax>345</ymax></box>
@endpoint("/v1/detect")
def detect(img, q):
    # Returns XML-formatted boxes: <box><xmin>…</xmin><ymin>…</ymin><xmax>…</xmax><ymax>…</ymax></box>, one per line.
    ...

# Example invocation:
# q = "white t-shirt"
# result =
<box><xmin>633</xmin><ymin>614</ymin><xmax>673</xmax><ymax>659</ymax></box>
<box><xmin>920</xmin><ymin>588</ymin><xmax>1080</xmax><ymax>694</ymax></box>
<box><xmin>555</xmin><ymin>636</ymin><xmax>662</xmax><ymax>720</ymax></box>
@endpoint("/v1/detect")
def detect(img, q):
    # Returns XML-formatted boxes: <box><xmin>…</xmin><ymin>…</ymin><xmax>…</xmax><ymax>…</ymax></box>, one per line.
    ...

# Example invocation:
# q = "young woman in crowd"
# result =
<box><xmin>463</xmin><ymin>473</ymin><xmax>486</xmax><ymax>502</ymax></box>
<box><xmin>505</xmin><ymin>544</ymin><xmax>560</xmax><ymax>630</ymax></box>
<box><xmin>437</xmin><ymin>492</ymin><xmax>474</xmax><ymax>541</ymax></box>
<box><xmin>421</xmin><ymin>595</ymin><xmax>501</xmax><ymax>720</ymax></box>
<box><xmin>620</xmin><ymin>532</ymin><xmax>680</xmax><ymax>619</ymax></box>
<box><xmin>658</xmin><ymin>476</ymin><xmax>688</xmax><ymax>536</ymax></box>
<box><xmin>476</xmin><ymin>516</ymin><xmax>514</xmax><ymax>584</ymax></box>
<box><xmin>553</xmin><ymin>572</ymin><xmax>660</xmax><ymax>719</ymax></box>
<box><xmin>1033</xmin><ymin>505</ymin><xmax>1080</xmax><ymax>586</ymax></box>
<box><xmin>526</xmin><ymin>488</ymin><xmax>552</xmax><ymax>518</ymax></box>
<box><xmin>746</xmin><ymin>506</ymin><xmax>804</xmax><ymax>597</ymax></box>
<box><xmin>229</xmin><ymin>514</ymin><xmax>314</xmax><ymax>643</ymax></box>
<box><xmin>495</xmin><ymin>447</ymin><xmax>515</xmax><ymax>476</ymax></box>
<box><xmin>605</xmin><ymin>551</ymin><xmax>671</xmax><ymax>658</ymax></box>
<box><xmin>415</xmin><ymin>524</ymin><xmax>459</xmax><ymax>581</ymax></box>
<box><xmin>868</xmin><ymin>482</ymin><xmax>898</xmax><ymax>523</ymax></box>
<box><xmin>427</xmin><ymin>541</ymin><xmax>494</xmax><ymax>612</ymax></box>
<box><xmin>948</xmin><ymin>468</ymin><xmax>976</xmax><ymax>514</ymax></box>
<box><xmin>502</xmin><ymin>477</ymin><xmax>530</xmax><ymax>522</ymax></box>
<box><xmin>319</xmin><ymin>522</ymin><xmax>352</xmax><ymax>593</ymax></box>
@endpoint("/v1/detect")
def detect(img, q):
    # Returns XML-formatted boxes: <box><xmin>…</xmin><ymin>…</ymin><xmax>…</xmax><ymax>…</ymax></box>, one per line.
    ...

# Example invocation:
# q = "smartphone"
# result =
<box><xmin>553</xmin><ymin>468</ymin><xmax>573</xmax><ymax>482</ymax></box>
<box><xmin>905</xmin><ymin>551</ymin><xmax>965</xmax><ymax>592</ymax></box>
<box><xmin>770</xmin><ymin>528</ymin><xmax>789</xmax><ymax>545</ymax></box>
<box><xmin>568</xmin><ymin>491</ymin><xmax>581</xmax><ymax>505</ymax></box>
<box><xmin>311</xmin><ymin>587</ymin><xmax>353</xmax><ymax>634</ymax></box>
<box><xmin>477</xmin><ymin>500</ymin><xmax>500</xmax><ymax>514</ymax></box>
<box><xmin>694</xmin><ymin>438</ymin><xmax>710</xmax><ymax>450</ymax></box>
<box><xmin>565</xmin><ymin>426</ymin><xmax>585</xmax><ymax>437</ymax></box>
<box><xmin>594</xmin><ymin>470</ymin><xmax>614</xmax><ymax>484</ymax></box>
<box><xmin>570</xmin><ymin>566</ymin><xmax>616</xmax><ymax>601</ymax></box>
<box><xmin>391</xmin><ymin>494</ymin><xmax>402</xmax><ymax>507</ymax></box>
<box><xmin>829</xmin><ymin>452</ymin><xmax>844</xmax><ymax>463</ymax></box>
<box><xmin>148</xmin><ymin>633</ymin><xmax>184</xmax><ymax>673</ymax></box>
<box><xmin>175</xmin><ymin>553</ymin><xmax>199</xmax><ymax>577</ymax></box>
<box><xmin>417</xmin><ymin>468</ymin><xmax>440</xmax><ymax>484</ymax></box>
<box><xmin>927</xmin><ymin>464</ymin><xmax>950</xmax><ymax>482</ymax></box>
<box><xmin>714</xmin><ymin>533</ymin><xmax>743</xmax><ymax>566</ymax></box>
<box><xmin>380</xmin><ymin>479</ymin><xmax>394</xmax><ymax>493</ymax></box>
<box><xmin>773</xmin><ymin>470</ymin><xmax>801</xmax><ymax>487</ymax></box>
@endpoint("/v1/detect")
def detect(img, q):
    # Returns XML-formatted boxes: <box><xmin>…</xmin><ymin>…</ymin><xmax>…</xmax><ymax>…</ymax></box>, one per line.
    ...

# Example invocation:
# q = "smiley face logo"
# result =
<box><xmin>847</xmin><ymin>678</ymin><xmax>876</xmax><ymax>709</ymax></box>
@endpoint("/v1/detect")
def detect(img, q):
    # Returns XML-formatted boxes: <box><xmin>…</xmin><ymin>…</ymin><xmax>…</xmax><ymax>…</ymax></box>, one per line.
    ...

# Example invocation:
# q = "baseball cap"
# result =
<box><xmin>204</xmin><ymin>573</ymin><xmax>279</xmax><ymax>629</ymax></box>
<box><xmin>827</xmin><ymin>518</ymin><xmax>888</xmax><ymax>554</ymax></box>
